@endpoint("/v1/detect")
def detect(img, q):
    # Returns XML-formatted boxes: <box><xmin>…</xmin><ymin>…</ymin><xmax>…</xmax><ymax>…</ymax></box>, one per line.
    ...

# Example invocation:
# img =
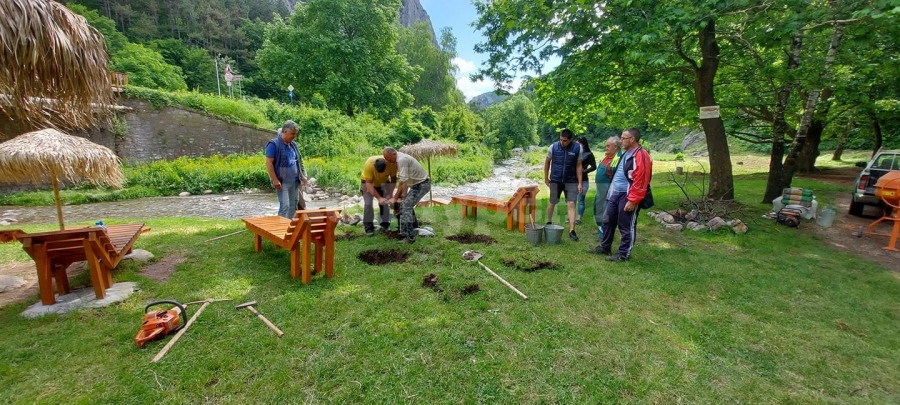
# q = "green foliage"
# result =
<box><xmin>111</xmin><ymin>114</ymin><xmax>128</xmax><ymax>139</ymax></box>
<box><xmin>430</xmin><ymin>143</ymin><xmax>493</xmax><ymax>184</ymax></box>
<box><xmin>123</xmin><ymin>87</ymin><xmax>270</xmax><ymax>128</ymax></box>
<box><xmin>257</xmin><ymin>0</ymin><xmax>417</xmax><ymax>119</ymax></box>
<box><xmin>147</xmin><ymin>39</ymin><xmax>217</xmax><ymax>93</ymax></box>
<box><xmin>65</xmin><ymin>3</ymin><xmax>128</xmax><ymax>55</ymax></box>
<box><xmin>389</xmin><ymin>109</ymin><xmax>432</xmax><ymax>146</ymax></box>
<box><xmin>439</xmin><ymin>104</ymin><xmax>484</xmax><ymax>143</ymax></box>
<box><xmin>481</xmin><ymin>94</ymin><xmax>539</xmax><ymax>160</ymax></box>
<box><xmin>112</xmin><ymin>43</ymin><xmax>188</xmax><ymax>91</ymax></box>
<box><xmin>675</xmin><ymin>152</ymin><xmax>685</xmax><ymax>161</ymax></box>
<box><xmin>396</xmin><ymin>22</ymin><xmax>463</xmax><ymax>110</ymax></box>
<box><xmin>124</xmin><ymin>154</ymin><xmax>271</xmax><ymax>194</ymax></box>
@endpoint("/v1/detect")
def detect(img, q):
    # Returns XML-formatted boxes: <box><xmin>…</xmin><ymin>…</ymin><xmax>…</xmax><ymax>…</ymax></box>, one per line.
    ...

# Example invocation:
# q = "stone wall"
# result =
<box><xmin>115</xmin><ymin>99</ymin><xmax>274</xmax><ymax>163</ymax></box>
<box><xmin>1</xmin><ymin>99</ymin><xmax>275</xmax><ymax>164</ymax></box>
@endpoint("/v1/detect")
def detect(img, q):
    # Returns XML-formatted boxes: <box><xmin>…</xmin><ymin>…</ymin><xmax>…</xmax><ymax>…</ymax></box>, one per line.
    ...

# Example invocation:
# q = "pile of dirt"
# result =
<box><xmin>358</xmin><ymin>248</ymin><xmax>409</xmax><ymax>265</ymax></box>
<box><xmin>446</xmin><ymin>233</ymin><xmax>496</xmax><ymax>244</ymax></box>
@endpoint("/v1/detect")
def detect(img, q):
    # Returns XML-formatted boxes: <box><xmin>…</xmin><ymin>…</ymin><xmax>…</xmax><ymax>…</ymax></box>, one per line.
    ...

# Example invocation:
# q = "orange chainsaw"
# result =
<box><xmin>135</xmin><ymin>300</ymin><xmax>187</xmax><ymax>348</ymax></box>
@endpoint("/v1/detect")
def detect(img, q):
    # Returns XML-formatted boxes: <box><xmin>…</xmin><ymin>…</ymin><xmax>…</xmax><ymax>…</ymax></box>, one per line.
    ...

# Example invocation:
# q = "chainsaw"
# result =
<box><xmin>135</xmin><ymin>300</ymin><xmax>188</xmax><ymax>348</ymax></box>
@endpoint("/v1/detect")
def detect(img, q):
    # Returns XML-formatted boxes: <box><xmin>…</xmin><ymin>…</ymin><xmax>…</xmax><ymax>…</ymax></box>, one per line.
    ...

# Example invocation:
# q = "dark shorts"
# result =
<box><xmin>549</xmin><ymin>182</ymin><xmax>579</xmax><ymax>204</ymax></box>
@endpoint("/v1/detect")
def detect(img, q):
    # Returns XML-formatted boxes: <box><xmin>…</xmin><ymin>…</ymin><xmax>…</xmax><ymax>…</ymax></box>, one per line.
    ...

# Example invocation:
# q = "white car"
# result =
<box><xmin>850</xmin><ymin>150</ymin><xmax>900</xmax><ymax>216</ymax></box>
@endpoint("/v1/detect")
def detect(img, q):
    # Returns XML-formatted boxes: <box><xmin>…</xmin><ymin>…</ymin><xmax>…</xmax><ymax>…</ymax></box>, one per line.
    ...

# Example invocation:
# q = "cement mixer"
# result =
<box><xmin>865</xmin><ymin>171</ymin><xmax>900</xmax><ymax>251</ymax></box>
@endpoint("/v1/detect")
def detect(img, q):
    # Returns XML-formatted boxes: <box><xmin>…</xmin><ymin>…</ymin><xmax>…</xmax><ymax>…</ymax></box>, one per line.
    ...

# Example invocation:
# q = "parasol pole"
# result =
<box><xmin>427</xmin><ymin>156</ymin><xmax>433</xmax><ymax>206</ymax></box>
<box><xmin>51</xmin><ymin>175</ymin><xmax>65</xmax><ymax>230</ymax></box>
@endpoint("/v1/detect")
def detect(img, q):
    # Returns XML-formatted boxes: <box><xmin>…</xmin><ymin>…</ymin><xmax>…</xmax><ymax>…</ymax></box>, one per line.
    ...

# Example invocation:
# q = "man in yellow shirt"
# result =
<box><xmin>360</xmin><ymin>155</ymin><xmax>398</xmax><ymax>236</ymax></box>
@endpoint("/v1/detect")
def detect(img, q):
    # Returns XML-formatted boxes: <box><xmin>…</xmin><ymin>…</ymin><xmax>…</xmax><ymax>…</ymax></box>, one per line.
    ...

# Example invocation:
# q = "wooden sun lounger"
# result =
<box><xmin>450</xmin><ymin>186</ymin><xmax>540</xmax><ymax>232</ymax></box>
<box><xmin>2</xmin><ymin>223</ymin><xmax>149</xmax><ymax>305</ymax></box>
<box><xmin>241</xmin><ymin>209</ymin><xmax>342</xmax><ymax>284</ymax></box>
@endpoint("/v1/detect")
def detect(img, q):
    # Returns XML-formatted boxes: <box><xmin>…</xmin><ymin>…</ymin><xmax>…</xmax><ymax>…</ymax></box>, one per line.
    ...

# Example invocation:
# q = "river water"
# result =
<box><xmin>0</xmin><ymin>157</ymin><xmax>541</xmax><ymax>225</ymax></box>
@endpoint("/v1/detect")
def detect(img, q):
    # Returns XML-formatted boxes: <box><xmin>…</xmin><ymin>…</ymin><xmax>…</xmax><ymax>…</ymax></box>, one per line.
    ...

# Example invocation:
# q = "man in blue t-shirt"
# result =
<box><xmin>265</xmin><ymin>120</ymin><xmax>307</xmax><ymax>218</ymax></box>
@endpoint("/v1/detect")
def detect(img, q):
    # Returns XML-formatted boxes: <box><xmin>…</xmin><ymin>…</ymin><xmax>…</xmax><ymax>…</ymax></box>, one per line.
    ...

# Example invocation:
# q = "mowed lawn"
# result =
<box><xmin>0</xmin><ymin>153</ymin><xmax>898</xmax><ymax>403</ymax></box>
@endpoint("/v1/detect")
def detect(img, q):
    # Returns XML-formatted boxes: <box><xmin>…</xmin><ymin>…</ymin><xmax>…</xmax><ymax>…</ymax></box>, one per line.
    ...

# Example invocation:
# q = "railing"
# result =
<box><xmin>110</xmin><ymin>71</ymin><xmax>128</xmax><ymax>90</ymax></box>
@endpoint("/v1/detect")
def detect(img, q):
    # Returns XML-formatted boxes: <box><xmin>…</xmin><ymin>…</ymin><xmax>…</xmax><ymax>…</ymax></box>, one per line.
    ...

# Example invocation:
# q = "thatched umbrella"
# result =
<box><xmin>0</xmin><ymin>0</ymin><xmax>113</xmax><ymax>132</ymax></box>
<box><xmin>400</xmin><ymin>139</ymin><xmax>459</xmax><ymax>204</ymax></box>
<box><xmin>0</xmin><ymin>129</ymin><xmax>124</xmax><ymax>230</ymax></box>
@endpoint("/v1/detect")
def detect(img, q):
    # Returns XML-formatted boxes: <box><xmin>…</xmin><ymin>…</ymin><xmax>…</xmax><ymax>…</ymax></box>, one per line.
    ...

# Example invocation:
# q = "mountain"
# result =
<box><xmin>468</xmin><ymin>92</ymin><xmax>510</xmax><ymax>110</ymax></box>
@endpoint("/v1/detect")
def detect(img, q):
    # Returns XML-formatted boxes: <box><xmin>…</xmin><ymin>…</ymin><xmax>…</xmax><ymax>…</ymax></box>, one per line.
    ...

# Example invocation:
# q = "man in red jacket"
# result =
<box><xmin>588</xmin><ymin>127</ymin><xmax>652</xmax><ymax>261</ymax></box>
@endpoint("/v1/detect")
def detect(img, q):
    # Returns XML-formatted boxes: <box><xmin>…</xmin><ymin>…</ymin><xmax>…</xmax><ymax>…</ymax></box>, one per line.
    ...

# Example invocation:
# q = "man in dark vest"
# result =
<box><xmin>544</xmin><ymin>129</ymin><xmax>583</xmax><ymax>241</ymax></box>
<box><xmin>265</xmin><ymin>120</ymin><xmax>307</xmax><ymax>218</ymax></box>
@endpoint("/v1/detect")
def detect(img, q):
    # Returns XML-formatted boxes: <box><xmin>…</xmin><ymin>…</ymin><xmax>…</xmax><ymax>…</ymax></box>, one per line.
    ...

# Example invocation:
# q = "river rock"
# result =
<box><xmin>707</xmin><ymin>217</ymin><xmax>727</xmax><ymax>231</ymax></box>
<box><xmin>664</xmin><ymin>223</ymin><xmax>684</xmax><ymax>231</ymax></box>
<box><xmin>685</xmin><ymin>209</ymin><xmax>699</xmax><ymax>221</ymax></box>
<box><xmin>687</xmin><ymin>221</ymin><xmax>708</xmax><ymax>231</ymax></box>
<box><xmin>203</xmin><ymin>190</ymin><xmax>213</xmax><ymax>194</ymax></box>
<box><xmin>656</xmin><ymin>212</ymin><xmax>675</xmax><ymax>224</ymax></box>
<box><xmin>179</xmin><ymin>192</ymin><xmax>191</xmax><ymax>197</ymax></box>
<box><xmin>732</xmin><ymin>220</ymin><xmax>749</xmax><ymax>234</ymax></box>
<box><xmin>123</xmin><ymin>249</ymin><xmax>154</xmax><ymax>263</ymax></box>
<box><xmin>0</xmin><ymin>275</ymin><xmax>26</xmax><ymax>292</ymax></box>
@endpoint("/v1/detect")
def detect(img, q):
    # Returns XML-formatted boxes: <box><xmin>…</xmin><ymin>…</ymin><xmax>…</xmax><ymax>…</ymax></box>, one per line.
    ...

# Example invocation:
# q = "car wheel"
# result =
<box><xmin>849</xmin><ymin>200</ymin><xmax>864</xmax><ymax>216</ymax></box>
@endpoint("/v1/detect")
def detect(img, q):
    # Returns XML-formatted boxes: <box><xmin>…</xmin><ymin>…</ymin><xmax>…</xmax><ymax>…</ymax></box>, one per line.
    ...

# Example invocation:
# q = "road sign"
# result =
<box><xmin>224</xmin><ymin>64</ymin><xmax>234</xmax><ymax>82</ymax></box>
<box><xmin>287</xmin><ymin>85</ymin><xmax>294</xmax><ymax>91</ymax></box>
<box><xmin>231</xmin><ymin>75</ymin><xmax>243</xmax><ymax>81</ymax></box>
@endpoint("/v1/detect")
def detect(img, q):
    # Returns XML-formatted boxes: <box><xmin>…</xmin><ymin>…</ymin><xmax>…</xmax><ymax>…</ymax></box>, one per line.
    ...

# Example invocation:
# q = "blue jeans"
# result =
<box><xmin>577</xmin><ymin>181</ymin><xmax>590</xmax><ymax>218</ymax></box>
<box><xmin>277</xmin><ymin>180</ymin><xmax>299</xmax><ymax>219</ymax></box>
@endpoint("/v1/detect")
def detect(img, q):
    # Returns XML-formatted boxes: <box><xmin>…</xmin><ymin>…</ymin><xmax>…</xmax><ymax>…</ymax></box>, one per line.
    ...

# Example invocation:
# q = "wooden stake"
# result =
<box><xmin>152</xmin><ymin>300</ymin><xmax>211</xmax><ymax>363</ymax></box>
<box><xmin>51</xmin><ymin>175</ymin><xmax>64</xmax><ymax>230</ymax></box>
<box><xmin>477</xmin><ymin>261</ymin><xmax>528</xmax><ymax>300</ymax></box>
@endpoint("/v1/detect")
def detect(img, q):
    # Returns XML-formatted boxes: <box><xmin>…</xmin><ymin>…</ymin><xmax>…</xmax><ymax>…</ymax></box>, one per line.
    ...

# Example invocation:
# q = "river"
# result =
<box><xmin>0</xmin><ymin>156</ymin><xmax>541</xmax><ymax>225</ymax></box>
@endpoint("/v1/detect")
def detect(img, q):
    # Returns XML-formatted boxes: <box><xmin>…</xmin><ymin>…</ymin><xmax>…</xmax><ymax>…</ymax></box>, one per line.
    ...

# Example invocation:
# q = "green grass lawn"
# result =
<box><xmin>1</xmin><ymin>155</ymin><xmax>898</xmax><ymax>403</ymax></box>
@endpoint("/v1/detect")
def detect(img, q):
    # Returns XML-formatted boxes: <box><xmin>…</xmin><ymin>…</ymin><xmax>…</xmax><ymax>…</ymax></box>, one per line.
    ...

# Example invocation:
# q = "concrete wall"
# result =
<box><xmin>0</xmin><ymin>98</ymin><xmax>276</xmax><ymax>164</ymax></box>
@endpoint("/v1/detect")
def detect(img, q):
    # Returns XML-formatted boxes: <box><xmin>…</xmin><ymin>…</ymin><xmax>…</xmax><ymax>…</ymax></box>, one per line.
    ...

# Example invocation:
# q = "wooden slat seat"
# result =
<box><xmin>450</xmin><ymin>186</ymin><xmax>540</xmax><ymax>232</ymax></box>
<box><xmin>4</xmin><ymin>223</ymin><xmax>149</xmax><ymax>305</ymax></box>
<box><xmin>241</xmin><ymin>209</ymin><xmax>342</xmax><ymax>284</ymax></box>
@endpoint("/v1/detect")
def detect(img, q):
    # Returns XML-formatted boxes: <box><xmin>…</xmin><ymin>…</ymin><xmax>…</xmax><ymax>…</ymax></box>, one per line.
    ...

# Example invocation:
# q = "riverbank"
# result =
<box><xmin>0</xmin><ymin>156</ymin><xmax>542</xmax><ymax>226</ymax></box>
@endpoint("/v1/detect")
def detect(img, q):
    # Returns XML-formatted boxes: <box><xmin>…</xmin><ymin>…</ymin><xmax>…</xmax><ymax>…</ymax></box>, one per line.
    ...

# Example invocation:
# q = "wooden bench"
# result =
<box><xmin>450</xmin><ymin>186</ymin><xmax>540</xmax><ymax>232</ymax></box>
<box><xmin>2</xmin><ymin>224</ymin><xmax>148</xmax><ymax>305</ymax></box>
<box><xmin>241</xmin><ymin>209</ymin><xmax>342</xmax><ymax>284</ymax></box>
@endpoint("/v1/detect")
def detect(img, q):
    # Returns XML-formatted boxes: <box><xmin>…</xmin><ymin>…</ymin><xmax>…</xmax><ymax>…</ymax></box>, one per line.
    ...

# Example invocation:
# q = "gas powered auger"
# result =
<box><xmin>135</xmin><ymin>300</ymin><xmax>187</xmax><ymax>348</ymax></box>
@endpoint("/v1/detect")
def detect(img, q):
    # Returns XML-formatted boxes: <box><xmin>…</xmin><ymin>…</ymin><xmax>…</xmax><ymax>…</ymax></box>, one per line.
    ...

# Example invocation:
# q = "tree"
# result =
<box><xmin>396</xmin><ymin>23</ymin><xmax>463</xmax><ymax>111</ymax></box>
<box><xmin>439</xmin><ymin>104</ymin><xmax>483</xmax><ymax>143</ymax></box>
<box><xmin>473</xmin><ymin>0</ymin><xmax>738</xmax><ymax>199</ymax></box>
<box><xmin>257</xmin><ymin>0</ymin><xmax>418</xmax><ymax>119</ymax></box>
<box><xmin>147</xmin><ymin>39</ymin><xmax>217</xmax><ymax>93</ymax></box>
<box><xmin>481</xmin><ymin>94</ymin><xmax>538</xmax><ymax>160</ymax></box>
<box><xmin>111</xmin><ymin>43</ymin><xmax>187</xmax><ymax>91</ymax></box>
<box><xmin>66</xmin><ymin>3</ymin><xmax>128</xmax><ymax>55</ymax></box>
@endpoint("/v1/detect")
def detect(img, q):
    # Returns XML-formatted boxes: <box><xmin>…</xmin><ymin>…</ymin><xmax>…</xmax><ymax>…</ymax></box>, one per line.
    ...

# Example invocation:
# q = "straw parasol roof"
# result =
<box><xmin>0</xmin><ymin>129</ymin><xmax>124</xmax><ymax>229</ymax></box>
<box><xmin>400</xmin><ymin>139</ymin><xmax>459</xmax><ymax>205</ymax></box>
<box><xmin>400</xmin><ymin>139</ymin><xmax>459</xmax><ymax>160</ymax></box>
<box><xmin>0</xmin><ymin>0</ymin><xmax>113</xmax><ymax>132</ymax></box>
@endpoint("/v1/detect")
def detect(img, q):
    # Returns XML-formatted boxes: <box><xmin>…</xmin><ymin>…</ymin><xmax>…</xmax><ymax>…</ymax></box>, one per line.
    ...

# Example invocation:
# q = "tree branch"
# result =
<box><xmin>674</xmin><ymin>34</ymin><xmax>699</xmax><ymax>71</ymax></box>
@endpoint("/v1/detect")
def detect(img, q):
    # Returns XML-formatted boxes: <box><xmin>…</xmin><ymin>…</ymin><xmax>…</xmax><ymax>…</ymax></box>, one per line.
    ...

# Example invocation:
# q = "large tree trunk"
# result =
<box><xmin>796</xmin><ymin>89</ymin><xmax>833</xmax><ymax>172</ymax></box>
<box><xmin>831</xmin><ymin>115</ymin><xmax>853</xmax><ymax>161</ymax></box>
<box><xmin>693</xmin><ymin>20</ymin><xmax>734</xmax><ymax>200</ymax></box>
<box><xmin>796</xmin><ymin>119</ymin><xmax>824</xmax><ymax>173</ymax></box>
<box><xmin>778</xmin><ymin>22</ymin><xmax>844</xmax><ymax>190</ymax></box>
<box><xmin>872</xmin><ymin>116</ymin><xmax>882</xmax><ymax>156</ymax></box>
<box><xmin>762</xmin><ymin>34</ymin><xmax>802</xmax><ymax>203</ymax></box>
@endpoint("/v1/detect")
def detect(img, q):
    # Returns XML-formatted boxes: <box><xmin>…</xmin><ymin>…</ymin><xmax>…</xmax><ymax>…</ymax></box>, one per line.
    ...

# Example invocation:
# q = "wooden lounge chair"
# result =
<box><xmin>241</xmin><ymin>208</ymin><xmax>342</xmax><ymax>284</ymax></box>
<box><xmin>3</xmin><ymin>223</ymin><xmax>148</xmax><ymax>305</ymax></box>
<box><xmin>450</xmin><ymin>186</ymin><xmax>540</xmax><ymax>232</ymax></box>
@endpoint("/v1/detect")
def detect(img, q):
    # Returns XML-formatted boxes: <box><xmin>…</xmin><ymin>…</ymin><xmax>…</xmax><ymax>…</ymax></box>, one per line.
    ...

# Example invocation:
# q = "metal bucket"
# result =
<box><xmin>525</xmin><ymin>224</ymin><xmax>544</xmax><ymax>244</ymax></box>
<box><xmin>544</xmin><ymin>225</ymin><xmax>565</xmax><ymax>245</ymax></box>
<box><xmin>817</xmin><ymin>206</ymin><xmax>836</xmax><ymax>228</ymax></box>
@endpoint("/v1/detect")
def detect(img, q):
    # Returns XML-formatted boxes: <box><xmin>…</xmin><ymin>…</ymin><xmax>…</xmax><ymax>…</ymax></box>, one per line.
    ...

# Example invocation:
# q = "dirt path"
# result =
<box><xmin>797</xmin><ymin>167</ymin><xmax>900</xmax><ymax>273</ymax></box>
